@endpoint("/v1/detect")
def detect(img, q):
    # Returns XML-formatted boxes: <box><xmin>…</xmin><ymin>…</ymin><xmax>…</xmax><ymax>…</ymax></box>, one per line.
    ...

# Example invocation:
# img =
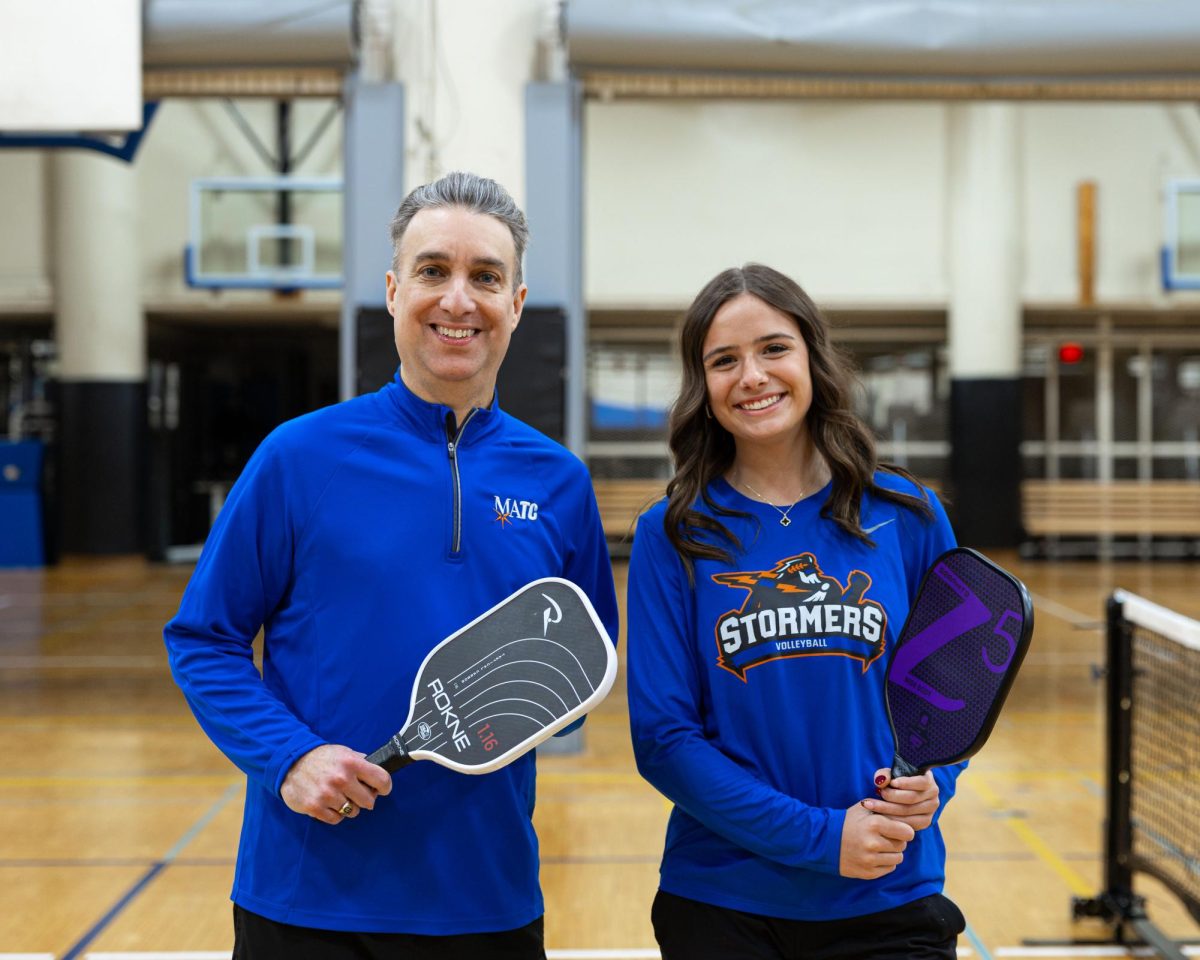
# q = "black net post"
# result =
<box><xmin>1105</xmin><ymin>591</ymin><xmax>1137</xmax><ymax>906</ymax></box>
<box><xmin>1072</xmin><ymin>592</ymin><xmax>1140</xmax><ymax>927</ymax></box>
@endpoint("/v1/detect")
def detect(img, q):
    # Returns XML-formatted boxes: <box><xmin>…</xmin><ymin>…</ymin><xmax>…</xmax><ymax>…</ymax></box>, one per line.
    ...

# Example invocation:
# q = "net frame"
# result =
<box><xmin>1117</xmin><ymin>590</ymin><xmax>1200</xmax><ymax>923</ymax></box>
<box><xmin>1074</xmin><ymin>591</ymin><xmax>1200</xmax><ymax>959</ymax></box>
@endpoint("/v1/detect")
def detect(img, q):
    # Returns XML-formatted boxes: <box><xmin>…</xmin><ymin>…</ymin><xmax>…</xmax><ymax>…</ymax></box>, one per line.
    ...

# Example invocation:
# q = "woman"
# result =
<box><xmin>627</xmin><ymin>264</ymin><xmax>965</xmax><ymax>959</ymax></box>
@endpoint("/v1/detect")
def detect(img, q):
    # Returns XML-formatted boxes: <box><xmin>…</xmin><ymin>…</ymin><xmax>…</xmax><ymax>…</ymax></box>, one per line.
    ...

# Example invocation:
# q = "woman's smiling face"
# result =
<box><xmin>701</xmin><ymin>293</ymin><xmax>813</xmax><ymax>450</ymax></box>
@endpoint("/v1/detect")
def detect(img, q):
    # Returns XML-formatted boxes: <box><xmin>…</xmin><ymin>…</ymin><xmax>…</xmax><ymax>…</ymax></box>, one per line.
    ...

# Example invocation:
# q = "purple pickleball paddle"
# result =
<box><xmin>884</xmin><ymin>548</ymin><xmax>1034</xmax><ymax>777</ymax></box>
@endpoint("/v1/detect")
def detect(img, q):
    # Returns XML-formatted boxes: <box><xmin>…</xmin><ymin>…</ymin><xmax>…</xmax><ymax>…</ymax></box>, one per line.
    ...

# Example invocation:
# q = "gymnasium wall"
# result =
<box><xmin>1</xmin><ymin>0</ymin><xmax>1200</xmax><ymax>317</ymax></box>
<box><xmin>583</xmin><ymin>99</ymin><xmax>1200</xmax><ymax>309</ymax></box>
<box><xmin>0</xmin><ymin>152</ymin><xmax>50</xmax><ymax>307</ymax></box>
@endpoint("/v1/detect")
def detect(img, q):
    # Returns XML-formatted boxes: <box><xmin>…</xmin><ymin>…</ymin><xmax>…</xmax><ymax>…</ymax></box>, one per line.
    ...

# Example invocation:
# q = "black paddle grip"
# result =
<box><xmin>366</xmin><ymin>734</ymin><xmax>414</xmax><ymax>773</ymax></box>
<box><xmin>890</xmin><ymin>754</ymin><xmax>923</xmax><ymax>779</ymax></box>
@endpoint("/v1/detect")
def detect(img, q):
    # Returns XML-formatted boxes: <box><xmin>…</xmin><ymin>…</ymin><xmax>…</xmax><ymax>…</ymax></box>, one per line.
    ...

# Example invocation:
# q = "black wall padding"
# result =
<box><xmin>58</xmin><ymin>381</ymin><xmax>147</xmax><ymax>554</ymax></box>
<box><xmin>355</xmin><ymin>305</ymin><xmax>566</xmax><ymax>443</ymax></box>
<box><xmin>356</xmin><ymin>307</ymin><xmax>398</xmax><ymax>396</ymax></box>
<box><xmin>496</xmin><ymin>306</ymin><xmax>566</xmax><ymax>443</ymax></box>
<box><xmin>949</xmin><ymin>378</ymin><xmax>1023</xmax><ymax>549</ymax></box>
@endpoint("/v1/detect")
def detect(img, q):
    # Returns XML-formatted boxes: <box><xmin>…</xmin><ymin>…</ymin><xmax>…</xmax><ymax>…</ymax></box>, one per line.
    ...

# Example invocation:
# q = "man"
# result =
<box><xmin>165</xmin><ymin>171</ymin><xmax>618</xmax><ymax>959</ymax></box>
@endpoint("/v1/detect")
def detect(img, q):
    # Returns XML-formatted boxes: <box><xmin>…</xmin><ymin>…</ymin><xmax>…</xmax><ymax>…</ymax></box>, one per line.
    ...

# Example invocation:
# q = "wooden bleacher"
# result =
<box><xmin>592</xmin><ymin>478</ymin><xmax>667</xmax><ymax>551</ymax></box>
<box><xmin>1022</xmin><ymin>479</ymin><xmax>1200</xmax><ymax>555</ymax></box>
<box><xmin>595</xmin><ymin>476</ymin><xmax>1200</xmax><ymax>557</ymax></box>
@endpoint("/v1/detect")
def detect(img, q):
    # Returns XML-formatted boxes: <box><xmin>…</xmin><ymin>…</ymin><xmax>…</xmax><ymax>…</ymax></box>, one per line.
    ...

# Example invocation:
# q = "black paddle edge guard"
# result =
<box><xmin>884</xmin><ymin>546</ymin><xmax>1035</xmax><ymax>776</ymax></box>
<box><xmin>366</xmin><ymin>734</ymin><xmax>414</xmax><ymax>773</ymax></box>
<box><xmin>1067</xmin><ymin>592</ymin><xmax>1199</xmax><ymax>960</ymax></box>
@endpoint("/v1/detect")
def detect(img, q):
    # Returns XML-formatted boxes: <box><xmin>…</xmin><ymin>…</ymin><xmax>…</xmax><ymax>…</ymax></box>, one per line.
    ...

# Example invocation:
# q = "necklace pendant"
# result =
<box><xmin>779</xmin><ymin>516</ymin><xmax>791</xmax><ymax>527</ymax></box>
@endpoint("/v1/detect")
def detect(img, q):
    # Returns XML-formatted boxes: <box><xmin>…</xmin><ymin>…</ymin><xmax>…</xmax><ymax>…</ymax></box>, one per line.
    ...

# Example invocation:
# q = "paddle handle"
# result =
<box><xmin>367</xmin><ymin>733</ymin><xmax>415</xmax><ymax>773</ymax></box>
<box><xmin>889</xmin><ymin>753</ymin><xmax>924</xmax><ymax>779</ymax></box>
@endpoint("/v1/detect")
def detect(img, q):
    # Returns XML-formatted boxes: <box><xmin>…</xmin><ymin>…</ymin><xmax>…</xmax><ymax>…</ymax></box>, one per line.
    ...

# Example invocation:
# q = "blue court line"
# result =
<box><xmin>60</xmin><ymin>863</ymin><xmax>168</xmax><ymax>960</ymax></box>
<box><xmin>964</xmin><ymin>922</ymin><xmax>996</xmax><ymax>960</ymax></box>
<box><xmin>60</xmin><ymin>783</ymin><xmax>240</xmax><ymax>960</ymax></box>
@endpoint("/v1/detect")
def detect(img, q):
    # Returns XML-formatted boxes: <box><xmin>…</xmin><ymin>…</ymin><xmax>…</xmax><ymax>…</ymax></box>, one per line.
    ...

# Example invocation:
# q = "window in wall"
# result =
<box><xmin>1055</xmin><ymin>347</ymin><xmax>1099</xmax><ymax>479</ymax></box>
<box><xmin>587</xmin><ymin>343</ymin><xmax>677</xmax><ymax>479</ymax></box>
<box><xmin>850</xmin><ymin>343</ymin><xmax>948</xmax><ymax>484</ymax></box>
<box><xmin>1153</xmin><ymin>350</ymin><xmax>1200</xmax><ymax>480</ymax></box>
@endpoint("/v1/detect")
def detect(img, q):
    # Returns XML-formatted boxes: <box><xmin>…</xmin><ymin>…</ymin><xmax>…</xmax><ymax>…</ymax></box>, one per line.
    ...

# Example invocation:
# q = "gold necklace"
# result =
<box><xmin>735</xmin><ymin>474</ymin><xmax>805</xmax><ymax>527</ymax></box>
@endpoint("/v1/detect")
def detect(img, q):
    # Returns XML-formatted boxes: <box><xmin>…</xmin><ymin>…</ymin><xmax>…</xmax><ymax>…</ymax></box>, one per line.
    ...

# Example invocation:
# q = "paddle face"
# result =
<box><xmin>885</xmin><ymin>548</ymin><xmax>1033</xmax><ymax>776</ymax></box>
<box><xmin>367</xmin><ymin>578</ymin><xmax>616</xmax><ymax>775</ymax></box>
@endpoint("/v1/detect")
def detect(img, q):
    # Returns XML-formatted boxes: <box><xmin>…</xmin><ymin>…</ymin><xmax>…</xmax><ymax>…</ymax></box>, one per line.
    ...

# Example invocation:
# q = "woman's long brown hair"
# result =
<box><xmin>664</xmin><ymin>263</ymin><xmax>933</xmax><ymax>578</ymax></box>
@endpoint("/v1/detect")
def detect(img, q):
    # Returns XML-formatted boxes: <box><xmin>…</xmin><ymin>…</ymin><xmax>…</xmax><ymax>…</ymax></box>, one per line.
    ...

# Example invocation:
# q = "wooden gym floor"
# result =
<box><xmin>1</xmin><ymin>553</ymin><xmax>1199</xmax><ymax>959</ymax></box>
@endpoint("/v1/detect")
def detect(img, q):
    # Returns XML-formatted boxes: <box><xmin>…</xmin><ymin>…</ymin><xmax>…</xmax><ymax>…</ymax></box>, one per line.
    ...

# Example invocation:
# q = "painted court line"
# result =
<box><xmin>547</xmin><ymin>952</ymin><xmax>660</xmax><ymax>959</ymax></box>
<box><xmin>0</xmin><ymin>656</ymin><xmax>162</xmax><ymax>669</ymax></box>
<box><xmin>70</xmin><ymin>950</ymin><xmax>986</xmax><ymax>960</ymax></box>
<box><xmin>60</xmin><ymin>784</ymin><xmax>241</xmax><ymax>960</ymax></box>
<box><xmin>83</xmin><ymin>953</ymin><xmax>670</xmax><ymax>960</ymax></box>
<box><xmin>996</xmin><ymin>947</ymin><xmax>1200</xmax><ymax>957</ymax></box>
<box><xmin>1027</xmin><ymin>591</ymin><xmax>1098</xmax><ymax>629</ymax></box>
<box><xmin>61</xmin><ymin>950</ymin><xmax>993</xmax><ymax>960</ymax></box>
<box><xmin>87</xmin><ymin>955</ymin><xmax>231</xmax><ymax>960</ymax></box>
<box><xmin>965</xmin><ymin>775</ymin><xmax>1095</xmax><ymax>897</ymax></box>
<box><xmin>964</xmin><ymin>923</ymin><xmax>996</xmax><ymax>960</ymax></box>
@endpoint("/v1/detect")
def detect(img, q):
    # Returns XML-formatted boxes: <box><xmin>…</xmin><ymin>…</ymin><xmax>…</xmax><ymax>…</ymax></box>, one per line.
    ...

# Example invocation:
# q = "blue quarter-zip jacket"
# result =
<box><xmin>164</xmin><ymin>371</ymin><xmax>619</xmax><ymax>933</ymax></box>
<box><xmin>627</xmin><ymin>473</ymin><xmax>960</xmax><ymax>920</ymax></box>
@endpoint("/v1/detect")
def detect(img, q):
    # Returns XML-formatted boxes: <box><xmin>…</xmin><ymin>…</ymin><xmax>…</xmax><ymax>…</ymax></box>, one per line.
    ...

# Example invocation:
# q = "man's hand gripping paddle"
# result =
<box><xmin>885</xmin><ymin>548</ymin><xmax>1034</xmax><ymax>778</ymax></box>
<box><xmin>366</xmin><ymin>578</ymin><xmax>617</xmax><ymax>775</ymax></box>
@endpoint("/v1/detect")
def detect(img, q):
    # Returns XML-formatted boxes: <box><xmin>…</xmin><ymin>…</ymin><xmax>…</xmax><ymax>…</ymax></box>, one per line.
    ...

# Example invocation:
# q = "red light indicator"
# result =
<box><xmin>1058</xmin><ymin>342</ymin><xmax>1085</xmax><ymax>364</ymax></box>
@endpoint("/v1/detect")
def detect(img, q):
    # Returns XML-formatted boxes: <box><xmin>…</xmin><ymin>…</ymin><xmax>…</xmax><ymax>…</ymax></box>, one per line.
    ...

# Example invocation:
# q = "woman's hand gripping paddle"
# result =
<box><xmin>366</xmin><ymin>578</ymin><xmax>617</xmax><ymax>775</ymax></box>
<box><xmin>885</xmin><ymin>548</ymin><xmax>1034</xmax><ymax>778</ymax></box>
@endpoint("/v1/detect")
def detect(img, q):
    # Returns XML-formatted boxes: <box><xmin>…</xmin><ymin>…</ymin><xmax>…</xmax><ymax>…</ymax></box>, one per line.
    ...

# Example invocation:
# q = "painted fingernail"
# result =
<box><xmin>875</xmin><ymin>786</ymin><xmax>883</xmax><ymax>796</ymax></box>
<box><xmin>874</xmin><ymin>774</ymin><xmax>889</xmax><ymax>786</ymax></box>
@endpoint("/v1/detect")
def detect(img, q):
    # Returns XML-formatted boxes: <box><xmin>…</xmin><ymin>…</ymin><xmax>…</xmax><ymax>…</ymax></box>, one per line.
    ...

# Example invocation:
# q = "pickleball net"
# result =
<box><xmin>1072</xmin><ymin>591</ymin><xmax>1200</xmax><ymax>959</ymax></box>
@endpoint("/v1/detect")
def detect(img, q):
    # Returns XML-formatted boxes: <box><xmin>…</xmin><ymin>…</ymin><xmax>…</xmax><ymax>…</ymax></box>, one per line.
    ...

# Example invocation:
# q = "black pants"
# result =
<box><xmin>233</xmin><ymin>904</ymin><xmax>546</xmax><ymax>960</ymax></box>
<box><xmin>651</xmin><ymin>889</ymin><xmax>964</xmax><ymax>960</ymax></box>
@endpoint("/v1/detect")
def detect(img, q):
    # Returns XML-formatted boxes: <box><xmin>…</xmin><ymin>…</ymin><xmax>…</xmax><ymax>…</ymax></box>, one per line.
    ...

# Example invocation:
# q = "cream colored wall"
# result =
<box><xmin>0</xmin><ymin>152</ymin><xmax>50</xmax><ymax>308</ymax></box>
<box><xmin>0</xmin><ymin>0</ymin><xmax>552</xmax><ymax>317</ymax></box>
<box><xmin>583</xmin><ymin>99</ymin><xmax>1200</xmax><ymax>310</ymax></box>
<box><xmin>3</xmin><ymin>0</ymin><xmax>1200</xmax><ymax>318</ymax></box>
<box><xmin>0</xmin><ymin>100</ymin><xmax>343</xmax><ymax>315</ymax></box>
<box><xmin>584</xmin><ymin>100</ymin><xmax>949</xmax><ymax>308</ymax></box>
<box><xmin>394</xmin><ymin>0</ymin><xmax>554</xmax><ymax>203</ymax></box>
<box><xmin>1020</xmin><ymin>102</ymin><xmax>1200</xmax><ymax>303</ymax></box>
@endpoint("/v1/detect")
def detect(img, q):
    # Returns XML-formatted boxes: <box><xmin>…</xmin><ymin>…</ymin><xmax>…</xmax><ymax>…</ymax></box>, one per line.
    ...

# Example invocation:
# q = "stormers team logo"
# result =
<box><xmin>712</xmin><ymin>552</ymin><xmax>887</xmax><ymax>680</ymax></box>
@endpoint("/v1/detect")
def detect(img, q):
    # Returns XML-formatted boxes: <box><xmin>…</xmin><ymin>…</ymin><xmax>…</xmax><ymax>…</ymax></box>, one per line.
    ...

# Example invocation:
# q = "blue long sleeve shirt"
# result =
<box><xmin>164</xmin><ymin>371</ymin><xmax>618</xmax><ymax>933</ymax></box>
<box><xmin>627</xmin><ymin>472</ymin><xmax>960</xmax><ymax>920</ymax></box>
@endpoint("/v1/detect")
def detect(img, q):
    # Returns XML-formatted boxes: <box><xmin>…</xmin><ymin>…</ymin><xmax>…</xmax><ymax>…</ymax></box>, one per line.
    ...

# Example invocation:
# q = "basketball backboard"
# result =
<box><xmin>0</xmin><ymin>0</ymin><xmax>141</xmax><ymax>133</ymax></box>
<box><xmin>1162</xmin><ymin>179</ymin><xmax>1200</xmax><ymax>291</ymax></box>
<box><xmin>186</xmin><ymin>176</ymin><xmax>343</xmax><ymax>290</ymax></box>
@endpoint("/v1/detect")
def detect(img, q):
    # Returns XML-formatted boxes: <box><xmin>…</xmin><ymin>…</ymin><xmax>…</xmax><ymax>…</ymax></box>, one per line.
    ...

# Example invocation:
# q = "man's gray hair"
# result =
<box><xmin>389</xmin><ymin>171</ymin><xmax>529</xmax><ymax>287</ymax></box>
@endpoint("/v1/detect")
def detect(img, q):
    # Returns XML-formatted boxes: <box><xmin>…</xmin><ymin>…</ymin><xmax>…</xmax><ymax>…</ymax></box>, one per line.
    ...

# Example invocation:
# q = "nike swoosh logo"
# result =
<box><xmin>864</xmin><ymin>519</ymin><xmax>895</xmax><ymax>535</ymax></box>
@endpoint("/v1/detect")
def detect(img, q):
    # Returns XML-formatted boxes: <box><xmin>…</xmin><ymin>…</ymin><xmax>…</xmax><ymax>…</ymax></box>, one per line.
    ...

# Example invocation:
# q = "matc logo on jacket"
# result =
<box><xmin>711</xmin><ymin>552</ymin><xmax>887</xmax><ymax>680</ymax></box>
<box><xmin>493</xmin><ymin>495</ymin><xmax>539</xmax><ymax>527</ymax></box>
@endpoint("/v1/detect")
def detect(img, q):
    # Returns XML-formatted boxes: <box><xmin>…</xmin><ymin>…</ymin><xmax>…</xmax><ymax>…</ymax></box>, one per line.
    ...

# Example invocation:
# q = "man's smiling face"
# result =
<box><xmin>386</xmin><ymin>206</ymin><xmax>527</xmax><ymax>415</ymax></box>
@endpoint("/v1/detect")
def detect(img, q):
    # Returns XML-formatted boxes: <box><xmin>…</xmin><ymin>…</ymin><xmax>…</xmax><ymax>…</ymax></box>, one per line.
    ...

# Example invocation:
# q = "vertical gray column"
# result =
<box><xmin>523</xmin><ymin>81</ymin><xmax>587</xmax><ymax>755</ymax></box>
<box><xmin>947</xmin><ymin>104</ymin><xmax>1024</xmax><ymax>548</ymax></box>
<box><xmin>52</xmin><ymin>151</ymin><xmax>146</xmax><ymax>554</ymax></box>
<box><xmin>524</xmin><ymin>81</ymin><xmax>585</xmax><ymax>455</ymax></box>
<box><xmin>341</xmin><ymin>76</ymin><xmax>405</xmax><ymax>399</ymax></box>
